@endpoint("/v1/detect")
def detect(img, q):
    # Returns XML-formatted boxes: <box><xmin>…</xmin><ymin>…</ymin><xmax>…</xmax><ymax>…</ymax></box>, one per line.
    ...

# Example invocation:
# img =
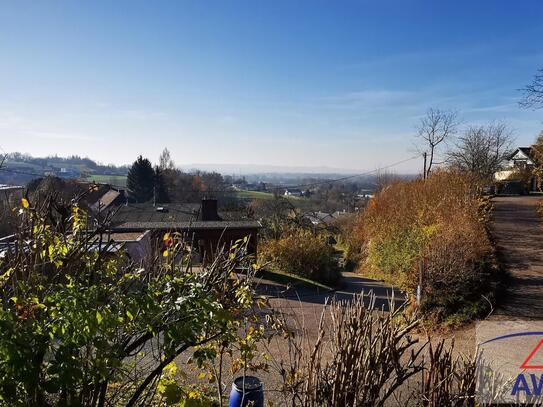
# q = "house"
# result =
<box><xmin>495</xmin><ymin>147</ymin><xmax>537</xmax><ymax>180</ymax></box>
<box><xmin>0</xmin><ymin>184</ymin><xmax>24</xmax><ymax>205</ymax></box>
<box><xmin>284</xmin><ymin>188</ymin><xmax>303</xmax><ymax>197</ymax></box>
<box><xmin>89</xmin><ymin>230</ymin><xmax>152</xmax><ymax>263</ymax></box>
<box><xmin>0</xmin><ymin>230</ymin><xmax>152</xmax><ymax>264</ymax></box>
<box><xmin>90</xmin><ymin>188</ymin><xmax>125</xmax><ymax>214</ymax></box>
<box><xmin>305</xmin><ymin>210</ymin><xmax>351</xmax><ymax>227</ymax></box>
<box><xmin>508</xmin><ymin>147</ymin><xmax>536</xmax><ymax>170</ymax></box>
<box><xmin>109</xmin><ymin>198</ymin><xmax>260</xmax><ymax>262</ymax></box>
<box><xmin>494</xmin><ymin>147</ymin><xmax>539</xmax><ymax>193</ymax></box>
<box><xmin>58</xmin><ymin>167</ymin><xmax>81</xmax><ymax>179</ymax></box>
<box><xmin>305</xmin><ymin>211</ymin><xmax>335</xmax><ymax>226</ymax></box>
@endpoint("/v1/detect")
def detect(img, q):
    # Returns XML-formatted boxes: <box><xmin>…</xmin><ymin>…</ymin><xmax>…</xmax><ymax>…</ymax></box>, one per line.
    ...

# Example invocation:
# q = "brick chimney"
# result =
<box><xmin>200</xmin><ymin>198</ymin><xmax>220</xmax><ymax>221</ymax></box>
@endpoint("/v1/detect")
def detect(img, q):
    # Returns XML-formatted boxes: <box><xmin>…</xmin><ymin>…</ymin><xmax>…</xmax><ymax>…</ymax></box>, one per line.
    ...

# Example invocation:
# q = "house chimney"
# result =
<box><xmin>201</xmin><ymin>198</ymin><xmax>220</xmax><ymax>221</ymax></box>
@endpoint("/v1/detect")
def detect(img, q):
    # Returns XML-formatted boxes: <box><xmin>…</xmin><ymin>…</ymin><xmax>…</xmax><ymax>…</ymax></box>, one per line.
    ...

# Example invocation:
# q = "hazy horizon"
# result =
<box><xmin>3</xmin><ymin>150</ymin><xmax>421</xmax><ymax>175</ymax></box>
<box><xmin>1</xmin><ymin>1</ymin><xmax>542</xmax><ymax>173</ymax></box>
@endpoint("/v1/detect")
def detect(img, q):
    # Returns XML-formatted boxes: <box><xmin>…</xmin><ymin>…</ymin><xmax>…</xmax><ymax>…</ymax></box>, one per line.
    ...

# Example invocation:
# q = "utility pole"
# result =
<box><xmin>423</xmin><ymin>152</ymin><xmax>427</xmax><ymax>180</ymax></box>
<box><xmin>417</xmin><ymin>259</ymin><xmax>424</xmax><ymax>306</ymax></box>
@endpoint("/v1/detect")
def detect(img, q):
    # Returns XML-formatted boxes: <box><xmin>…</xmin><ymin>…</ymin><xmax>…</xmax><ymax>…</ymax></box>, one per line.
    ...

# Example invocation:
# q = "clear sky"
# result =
<box><xmin>1</xmin><ymin>1</ymin><xmax>542</xmax><ymax>172</ymax></box>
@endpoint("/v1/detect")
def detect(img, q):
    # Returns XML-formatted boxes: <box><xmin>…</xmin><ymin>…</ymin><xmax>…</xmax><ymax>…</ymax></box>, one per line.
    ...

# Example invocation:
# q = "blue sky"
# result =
<box><xmin>1</xmin><ymin>1</ymin><xmax>542</xmax><ymax>172</ymax></box>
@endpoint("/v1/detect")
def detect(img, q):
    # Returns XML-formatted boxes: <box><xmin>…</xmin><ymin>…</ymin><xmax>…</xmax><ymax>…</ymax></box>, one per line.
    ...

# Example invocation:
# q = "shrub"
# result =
<box><xmin>259</xmin><ymin>229</ymin><xmax>339</xmax><ymax>284</ymax></box>
<box><xmin>352</xmin><ymin>170</ymin><xmax>496</xmax><ymax>321</ymax></box>
<box><xmin>0</xmin><ymin>195</ymin><xmax>260</xmax><ymax>406</ymax></box>
<box><xmin>366</xmin><ymin>225</ymin><xmax>434</xmax><ymax>289</ymax></box>
<box><xmin>270</xmin><ymin>294</ymin><xmax>483</xmax><ymax>406</ymax></box>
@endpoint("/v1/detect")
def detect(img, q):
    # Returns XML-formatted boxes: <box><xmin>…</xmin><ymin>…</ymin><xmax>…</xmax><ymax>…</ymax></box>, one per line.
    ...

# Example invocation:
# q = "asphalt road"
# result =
<box><xmin>491</xmin><ymin>195</ymin><xmax>543</xmax><ymax>319</ymax></box>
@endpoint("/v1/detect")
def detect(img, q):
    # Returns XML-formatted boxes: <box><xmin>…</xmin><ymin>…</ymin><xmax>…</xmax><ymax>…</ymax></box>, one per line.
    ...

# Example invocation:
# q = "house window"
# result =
<box><xmin>515</xmin><ymin>160</ymin><xmax>527</xmax><ymax>170</ymax></box>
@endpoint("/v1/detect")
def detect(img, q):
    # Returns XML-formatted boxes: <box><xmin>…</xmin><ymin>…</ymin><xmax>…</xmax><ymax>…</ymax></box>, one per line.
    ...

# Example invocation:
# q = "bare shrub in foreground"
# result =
<box><xmin>414</xmin><ymin>340</ymin><xmax>476</xmax><ymax>407</ymax></box>
<box><xmin>264</xmin><ymin>293</ymin><xmax>493</xmax><ymax>406</ymax></box>
<box><xmin>269</xmin><ymin>294</ymin><xmax>425</xmax><ymax>406</ymax></box>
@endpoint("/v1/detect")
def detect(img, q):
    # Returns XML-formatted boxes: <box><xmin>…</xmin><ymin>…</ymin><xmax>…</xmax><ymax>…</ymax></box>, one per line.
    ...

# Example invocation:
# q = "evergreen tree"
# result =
<box><xmin>154</xmin><ymin>166</ymin><xmax>170</xmax><ymax>203</ymax></box>
<box><xmin>127</xmin><ymin>156</ymin><xmax>155</xmax><ymax>202</ymax></box>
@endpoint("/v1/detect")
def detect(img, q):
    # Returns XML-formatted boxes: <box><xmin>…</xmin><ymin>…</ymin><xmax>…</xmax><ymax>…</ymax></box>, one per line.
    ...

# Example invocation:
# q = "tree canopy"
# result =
<box><xmin>447</xmin><ymin>122</ymin><xmax>514</xmax><ymax>181</ymax></box>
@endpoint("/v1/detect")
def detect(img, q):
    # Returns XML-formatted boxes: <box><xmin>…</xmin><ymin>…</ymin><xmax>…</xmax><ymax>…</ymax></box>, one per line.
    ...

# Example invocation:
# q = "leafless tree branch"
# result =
<box><xmin>520</xmin><ymin>67</ymin><xmax>543</xmax><ymax>110</ymax></box>
<box><xmin>416</xmin><ymin>108</ymin><xmax>459</xmax><ymax>177</ymax></box>
<box><xmin>447</xmin><ymin>122</ymin><xmax>514</xmax><ymax>181</ymax></box>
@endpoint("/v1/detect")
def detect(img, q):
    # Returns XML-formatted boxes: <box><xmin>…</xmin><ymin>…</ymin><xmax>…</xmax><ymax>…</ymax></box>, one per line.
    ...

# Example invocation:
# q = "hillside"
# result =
<box><xmin>0</xmin><ymin>153</ymin><xmax>128</xmax><ymax>185</ymax></box>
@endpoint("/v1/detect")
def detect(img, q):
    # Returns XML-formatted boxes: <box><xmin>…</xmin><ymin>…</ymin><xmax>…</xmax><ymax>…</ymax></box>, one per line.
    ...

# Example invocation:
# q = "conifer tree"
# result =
<box><xmin>127</xmin><ymin>155</ymin><xmax>155</xmax><ymax>202</ymax></box>
<box><xmin>154</xmin><ymin>166</ymin><xmax>170</xmax><ymax>203</ymax></box>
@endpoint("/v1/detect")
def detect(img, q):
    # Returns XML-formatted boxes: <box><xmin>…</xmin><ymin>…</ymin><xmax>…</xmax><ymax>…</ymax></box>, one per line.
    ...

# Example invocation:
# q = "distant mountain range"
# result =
<box><xmin>181</xmin><ymin>163</ymin><xmax>366</xmax><ymax>176</ymax></box>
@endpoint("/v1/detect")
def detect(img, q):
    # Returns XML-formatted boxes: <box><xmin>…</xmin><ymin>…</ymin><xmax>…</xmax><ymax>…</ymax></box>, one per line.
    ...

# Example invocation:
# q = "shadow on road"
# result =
<box><xmin>491</xmin><ymin>196</ymin><xmax>543</xmax><ymax>319</ymax></box>
<box><xmin>255</xmin><ymin>271</ymin><xmax>405</xmax><ymax>312</ymax></box>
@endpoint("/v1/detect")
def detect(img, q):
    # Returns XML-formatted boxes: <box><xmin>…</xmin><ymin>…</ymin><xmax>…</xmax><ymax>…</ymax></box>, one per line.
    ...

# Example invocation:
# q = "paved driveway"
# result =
<box><xmin>491</xmin><ymin>195</ymin><xmax>543</xmax><ymax>319</ymax></box>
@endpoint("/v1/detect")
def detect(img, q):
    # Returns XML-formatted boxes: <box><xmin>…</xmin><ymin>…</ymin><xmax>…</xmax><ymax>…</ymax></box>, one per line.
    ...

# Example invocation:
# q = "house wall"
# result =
<box><xmin>190</xmin><ymin>228</ymin><xmax>258</xmax><ymax>262</ymax></box>
<box><xmin>144</xmin><ymin>227</ymin><xmax>259</xmax><ymax>264</ymax></box>
<box><xmin>508</xmin><ymin>150</ymin><xmax>535</xmax><ymax>169</ymax></box>
<box><xmin>123</xmin><ymin>230</ymin><xmax>153</xmax><ymax>264</ymax></box>
<box><xmin>0</xmin><ymin>187</ymin><xmax>23</xmax><ymax>206</ymax></box>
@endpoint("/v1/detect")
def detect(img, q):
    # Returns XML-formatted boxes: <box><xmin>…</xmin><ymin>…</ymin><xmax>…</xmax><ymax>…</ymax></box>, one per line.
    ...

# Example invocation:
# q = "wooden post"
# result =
<box><xmin>417</xmin><ymin>259</ymin><xmax>423</xmax><ymax>306</ymax></box>
<box><xmin>423</xmin><ymin>152</ymin><xmax>427</xmax><ymax>180</ymax></box>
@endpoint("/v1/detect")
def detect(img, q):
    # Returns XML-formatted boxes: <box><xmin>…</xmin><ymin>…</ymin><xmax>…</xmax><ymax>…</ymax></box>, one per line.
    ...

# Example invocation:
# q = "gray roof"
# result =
<box><xmin>0</xmin><ymin>184</ymin><xmax>23</xmax><ymax>191</ymax></box>
<box><xmin>305</xmin><ymin>211</ymin><xmax>351</xmax><ymax>225</ymax></box>
<box><xmin>114</xmin><ymin>220</ymin><xmax>261</xmax><ymax>231</ymax></box>
<box><xmin>111</xmin><ymin>203</ymin><xmax>200</xmax><ymax>224</ymax></box>
<box><xmin>110</xmin><ymin>203</ymin><xmax>260</xmax><ymax>231</ymax></box>
<box><xmin>91</xmin><ymin>190</ymin><xmax>121</xmax><ymax>212</ymax></box>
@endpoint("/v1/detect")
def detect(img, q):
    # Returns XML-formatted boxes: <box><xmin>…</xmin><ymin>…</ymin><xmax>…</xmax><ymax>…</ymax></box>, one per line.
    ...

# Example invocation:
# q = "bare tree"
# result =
<box><xmin>416</xmin><ymin>108</ymin><xmax>459</xmax><ymax>177</ymax></box>
<box><xmin>374</xmin><ymin>169</ymin><xmax>400</xmax><ymax>192</ymax></box>
<box><xmin>520</xmin><ymin>67</ymin><xmax>543</xmax><ymax>109</ymax></box>
<box><xmin>158</xmin><ymin>147</ymin><xmax>176</xmax><ymax>170</ymax></box>
<box><xmin>447</xmin><ymin>122</ymin><xmax>514</xmax><ymax>181</ymax></box>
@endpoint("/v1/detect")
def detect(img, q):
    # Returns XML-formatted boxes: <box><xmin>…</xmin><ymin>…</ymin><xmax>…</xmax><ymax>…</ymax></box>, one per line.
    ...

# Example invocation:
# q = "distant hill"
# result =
<box><xmin>0</xmin><ymin>153</ymin><xmax>129</xmax><ymax>186</ymax></box>
<box><xmin>0</xmin><ymin>152</ymin><xmax>417</xmax><ymax>188</ymax></box>
<box><xmin>181</xmin><ymin>162</ymin><xmax>365</xmax><ymax>175</ymax></box>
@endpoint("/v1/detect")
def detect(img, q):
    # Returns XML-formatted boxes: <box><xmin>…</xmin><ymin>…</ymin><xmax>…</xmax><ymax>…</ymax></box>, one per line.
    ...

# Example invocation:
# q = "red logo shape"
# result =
<box><xmin>521</xmin><ymin>338</ymin><xmax>543</xmax><ymax>369</ymax></box>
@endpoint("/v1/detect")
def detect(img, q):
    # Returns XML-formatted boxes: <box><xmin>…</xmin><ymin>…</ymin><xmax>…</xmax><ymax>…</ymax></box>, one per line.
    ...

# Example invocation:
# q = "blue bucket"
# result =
<box><xmin>228</xmin><ymin>376</ymin><xmax>264</xmax><ymax>407</ymax></box>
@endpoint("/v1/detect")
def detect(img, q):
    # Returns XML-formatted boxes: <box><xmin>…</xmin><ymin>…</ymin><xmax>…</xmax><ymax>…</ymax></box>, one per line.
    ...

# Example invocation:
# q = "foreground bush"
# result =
<box><xmin>0</xmin><ymin>195</ymin><xmax>259</xmax><ymax>406</ymax></box>
<box><xmin>259</xmin><ymin>229</ymin><xmax>340</xmax><ymax>284</ymax></box>
<box><xmin>352</xmin><ymin>170</ymin><xmax>496</xmax><ymax>322</ymax></box>
<box><xmin>269</xmin><ymin>294</ymin><xmax>477</xmax><ymax>406</ymax></box>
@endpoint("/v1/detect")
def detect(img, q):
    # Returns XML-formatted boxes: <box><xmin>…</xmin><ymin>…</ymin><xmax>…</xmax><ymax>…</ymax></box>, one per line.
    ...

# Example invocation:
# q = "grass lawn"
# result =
<box><xmin>232</xmin><ymin>190</ymin><xmax>276</xmax><ymax>200</ymax></box>
<box><xmin>232</xmin><ymin>190</ymin><xmax>304</xmax><ymax>201</ymax></box>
